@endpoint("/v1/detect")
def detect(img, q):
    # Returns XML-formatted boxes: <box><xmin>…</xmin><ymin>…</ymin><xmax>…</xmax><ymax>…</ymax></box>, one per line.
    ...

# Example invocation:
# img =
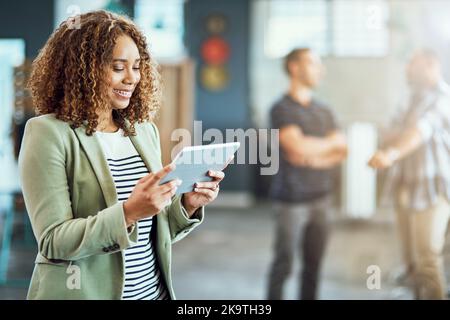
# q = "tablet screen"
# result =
<box><xmin>159</xmin><ymin>142</ymin><xmax>240</xmax><ymax>195</ymax></box>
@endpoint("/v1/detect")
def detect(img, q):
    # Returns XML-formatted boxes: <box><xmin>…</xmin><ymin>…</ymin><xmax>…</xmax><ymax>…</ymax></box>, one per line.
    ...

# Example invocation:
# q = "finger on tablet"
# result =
<box><xmin>161</xmin><ymin>185</ymin><xmax>178</xmax><ymax>198</ymax></box>
<box><xmin>194</xmin><ymin>187</ymin><xmax>215</xmax><ymax>198</ymax></box>
<box><xmin>138</xmin><ymin>173</ymin><xmax>153</xmax><ymax>184</ymax></box>
<box><xmin>149</xmin><ymin>163</ymin><xmax>176</xmax><ymax>184</ymax></box>
<box><xmin>160</xmin><ymin>179</ymin><xmax>182</xmax><ymax>193</ymax></box>
<box><xmin>195</xmin><ymin>181</ymin><xmax>218</xmax><ymax>189</ymax></box>
<box><xmin>208</xmin><ymin>170</ymin><xmax>225</xmax><ymax>180</ymax></box>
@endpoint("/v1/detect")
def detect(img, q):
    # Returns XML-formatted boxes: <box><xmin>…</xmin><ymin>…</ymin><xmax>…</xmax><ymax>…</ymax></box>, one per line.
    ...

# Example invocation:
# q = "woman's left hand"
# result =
<box><xmin>181</xmin><ymin>170</ymin><xmax>225</xmax><ymax>217</ymax></box>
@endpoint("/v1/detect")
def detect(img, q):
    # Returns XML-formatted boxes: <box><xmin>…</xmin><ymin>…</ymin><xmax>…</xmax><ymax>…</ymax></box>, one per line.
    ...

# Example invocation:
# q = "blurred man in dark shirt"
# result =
<box><xmin>267</xmin><ymin>48</ymin><xmax>347</xmax><ymax>300</ymax></box>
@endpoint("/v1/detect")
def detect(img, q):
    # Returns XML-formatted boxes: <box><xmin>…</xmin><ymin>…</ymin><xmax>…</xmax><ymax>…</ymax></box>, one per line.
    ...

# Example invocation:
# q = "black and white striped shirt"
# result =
<box><xmin>96</xmin><ymin>129</ymin><xmax>169</xmax><ymax>300</ymax></box>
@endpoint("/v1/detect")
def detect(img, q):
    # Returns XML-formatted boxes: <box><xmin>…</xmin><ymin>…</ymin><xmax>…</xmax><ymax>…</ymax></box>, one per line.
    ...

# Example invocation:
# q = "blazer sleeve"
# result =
<box><xmin>148</xmin><ymin>122</ymin><xmax>205</xmax><ymax>244</ymax></box>
<box><xmin>18</xmin><ymin>118</ymin><xmax>138</xmax><ymax>261</ymax></box>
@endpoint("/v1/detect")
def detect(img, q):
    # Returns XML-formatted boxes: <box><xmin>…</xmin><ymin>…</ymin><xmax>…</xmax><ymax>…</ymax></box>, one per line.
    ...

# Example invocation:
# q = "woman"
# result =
<box><xmin>19</xmin><ymin>10</ymin><xmax>225</xmax><ymax>300</ymax></box>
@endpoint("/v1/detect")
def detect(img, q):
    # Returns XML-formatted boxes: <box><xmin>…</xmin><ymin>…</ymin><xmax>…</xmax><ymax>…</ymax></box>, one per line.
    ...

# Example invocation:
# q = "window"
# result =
<box><xmin>55</xmin><ymin>0</ymin><xmax>113</xmax><ymax>28</ymax></box>
<box><xmin>264</xmin><ymin>0</ymin><xmax>389</xmax><ymax>58</ymax></box>
<box><xmin>0</xmin><ymin>39</ymin><xmax>25</xmax><ymax>149</ymax></box>
<box><xmin>332</xmin><ymin>0</ymin><xmax>388</xmax><ymax>57</ymax></box>
<box><xmin>0</xmin><ymin>39</ymin><xmax>25</xmax><ymax>192</ymax></box>
<box><xmin>265</xmin><ymin>1</ymin><xmax>329</xmax><ymax>58</ymax></box>
<box><xmin>134</xmin><ymin>0</ymin><xmax>185</xmax><ymax>61</ymax></box>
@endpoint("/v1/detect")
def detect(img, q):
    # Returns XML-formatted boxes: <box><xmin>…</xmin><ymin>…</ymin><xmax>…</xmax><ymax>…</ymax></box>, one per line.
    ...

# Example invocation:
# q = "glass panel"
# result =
<box><xmin>135</xmin><ymin>0</ymin><xmax>185</xmax><ymax>61</ymax></box>
<box><xmin>332</xmin><ymin>0</ymin><xmax>389</xmax><ymax>57</ymax></box>
<box><xmin>54</xmin><ymin>0</ymin><xmax>109</xmax><ymax>28</ymax></box>
<box><xmin>0</xmin><ymin>39</ymin><xmax>25</xmax><ymax>194</ymax></box>
<box><xmin>264</xmin><ymin>0</ymin><xmax>328</xmax><ymax>58</ymax></box>
<box><xmin>263</xmin><ymin>0</ymin><xmax>389</xmax><ymax>58</ymax></box>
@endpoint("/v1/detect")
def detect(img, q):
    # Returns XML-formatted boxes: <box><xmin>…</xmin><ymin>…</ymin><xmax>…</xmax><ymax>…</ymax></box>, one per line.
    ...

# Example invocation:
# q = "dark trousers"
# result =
<box><xmin>267</xmin><ymin>196</ymin><xmax>331</xmax><ymax>300</ymax></box>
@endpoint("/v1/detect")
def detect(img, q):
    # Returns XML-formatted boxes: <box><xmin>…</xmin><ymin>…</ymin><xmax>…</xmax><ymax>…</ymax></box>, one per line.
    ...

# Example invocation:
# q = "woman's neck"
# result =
<box><xmin>96</xmin><ymin>110</ymin><xmax>119</xmax><ymax>133</ymax></box>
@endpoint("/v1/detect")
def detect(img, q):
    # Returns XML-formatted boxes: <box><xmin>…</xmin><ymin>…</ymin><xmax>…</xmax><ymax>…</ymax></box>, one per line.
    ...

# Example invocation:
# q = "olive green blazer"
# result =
<box><xmin>18</xmin><ymin>114</ymin><xmax>204</xmax><ymax>300</ymax></box>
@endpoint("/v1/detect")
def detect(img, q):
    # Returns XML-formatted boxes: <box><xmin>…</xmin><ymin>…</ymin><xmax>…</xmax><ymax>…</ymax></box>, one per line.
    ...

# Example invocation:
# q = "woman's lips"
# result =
<box><xmin>113</xmin><ymin>89</ymin><xmax>132</xmax><ymax>99</ymax></box>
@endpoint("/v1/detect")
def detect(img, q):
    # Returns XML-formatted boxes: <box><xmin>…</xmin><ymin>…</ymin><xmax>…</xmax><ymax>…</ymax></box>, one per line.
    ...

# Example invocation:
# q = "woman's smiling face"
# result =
<box><xmin>106</xmin><ymin>34</ymin><xmax>141</xmax><ymax>110</ymax></box>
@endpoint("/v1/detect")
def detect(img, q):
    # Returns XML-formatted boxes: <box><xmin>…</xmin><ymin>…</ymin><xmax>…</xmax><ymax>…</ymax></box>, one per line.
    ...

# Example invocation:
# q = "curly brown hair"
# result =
<box><xmin>28</xmin><ymin>10</ymin><xmax>161</xmax><ymax>136</ymax></box>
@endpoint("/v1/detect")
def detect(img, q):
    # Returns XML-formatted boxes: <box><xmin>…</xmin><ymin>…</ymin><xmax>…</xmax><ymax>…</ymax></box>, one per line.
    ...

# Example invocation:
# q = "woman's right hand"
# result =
<box><xmin>123</xmin><ymin>163</ymin><xmax>182</xmax><ymax>227</ymax></box>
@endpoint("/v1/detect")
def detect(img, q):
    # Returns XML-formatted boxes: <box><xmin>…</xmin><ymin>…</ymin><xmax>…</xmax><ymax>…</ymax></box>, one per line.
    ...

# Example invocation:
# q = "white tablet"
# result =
<box><xmin>160</xmin><ymin>142</ymin><xmax>240</xmax><ymax>195</ymax></box>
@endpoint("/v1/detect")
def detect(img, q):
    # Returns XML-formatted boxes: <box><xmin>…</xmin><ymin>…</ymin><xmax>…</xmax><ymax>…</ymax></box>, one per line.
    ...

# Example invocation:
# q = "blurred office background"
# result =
<box><xmin>0</xmin><ymin>0</ymin><xmax>450</xmax><ymax>299</ymax></box>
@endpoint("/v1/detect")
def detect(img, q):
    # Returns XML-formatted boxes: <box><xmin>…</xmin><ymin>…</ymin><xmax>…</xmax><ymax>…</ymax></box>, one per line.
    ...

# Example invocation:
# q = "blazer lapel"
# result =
<box><xmin>73</xmin><ymin>126</ymin><xmax>118</xmax><ymax>207</ymax></box>
<box><xmin>128</xmin><ymin>123</ymin><xmax>163</xmax><ymax>174</ymax></box>
<box><xmin>73</xmin><ymin>121</ymin><xmax>162</xmax><ymax>207</ymax></box>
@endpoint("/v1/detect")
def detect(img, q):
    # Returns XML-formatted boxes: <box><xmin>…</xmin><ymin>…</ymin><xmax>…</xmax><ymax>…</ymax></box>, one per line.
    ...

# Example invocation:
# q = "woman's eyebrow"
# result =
<box><xmin>112</xmin><ymin>58</ymin><xmax>141</xmax><ymax>63</ymax></box>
